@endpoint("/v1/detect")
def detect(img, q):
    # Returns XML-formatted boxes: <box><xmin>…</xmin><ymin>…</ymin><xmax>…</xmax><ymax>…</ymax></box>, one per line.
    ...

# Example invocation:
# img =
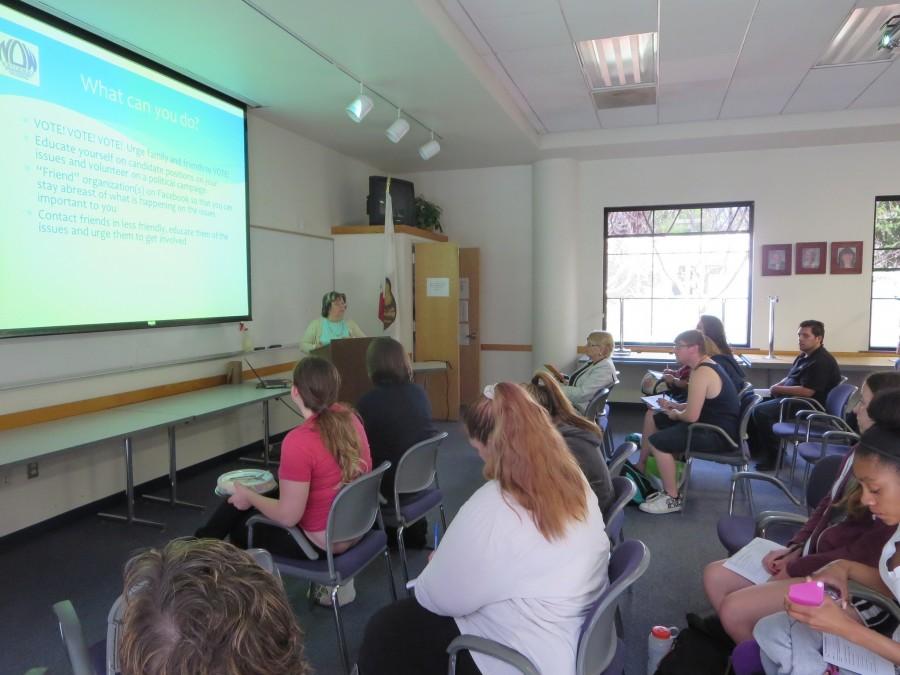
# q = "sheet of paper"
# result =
<box><xmin>754</xmin><ymin>388</ymin><xmax>771</xmax><ymax>398</ymax></box>
<box><xmin>722</xmin><ymin>537</ymin><xmax>783</xmax><ymax>585</ymax></box>
<box><xmin>641</xmin><ymin>394</ymin><xmax>667</xmax><ymax>411</ymax></box>
<box><xmin>823</xmin><ymin>633</ymin><xmax>894</xmax><ymax>675</ymax></box>
<box><xmin>426</xmin><ymin>277</ymin><xmax>450</xmax><ymax>297</ymax></box>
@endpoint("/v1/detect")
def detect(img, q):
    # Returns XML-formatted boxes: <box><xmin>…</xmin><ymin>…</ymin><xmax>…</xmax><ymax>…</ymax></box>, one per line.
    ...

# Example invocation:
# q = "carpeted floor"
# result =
<box><xmin>0</xmin><ymin>406</ymin><xmax>807</xmax><ymax>675</ymax></box>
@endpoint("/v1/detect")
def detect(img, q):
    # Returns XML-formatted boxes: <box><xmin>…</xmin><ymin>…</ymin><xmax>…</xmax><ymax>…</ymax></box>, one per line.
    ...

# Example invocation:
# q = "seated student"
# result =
<box><xmin>357</xmin><ymin>383</ymin><xmax>610</xmax><ymax>675</ymax></box>
<box><xmin>119</xmin><ymin>538</ymin><xmax>310</xmax><ymax>675</ymax></box>
<box><xmin>525</xmin><ymin>371</ymin><xmax>615</xmax><ymax>513</ymax></box>
<box><xmin>551</xmin><ymin>330</ymin><xmax>618</xmax><ymax>415</ymax></box>
<box><xmin>196</xmin><ymin>356</ymin><xmax>371</xmax><ymax>605</ymax></box>
<box><xmin>638</xmin><ymin>329</ymin><xmax>740</xmax><ymax>515</ymax></box>
<box><xmin>357</xmin><ymin>336</ymin><xmax>437</xmax><ymax>548</ymax></box>
<box><xmin>698</xmin><ymin>314</ymin><xmax>747</xmax><ymax>393</ymax></box>
<box><xmin>701</xmin><ymin>371</ymin><xmax>900</xmax><ymax>643</ymax></box>
<box><xmin>753</xmin><ymin>388</ymin><xmax>900</xmax><ymax>675</ymax></box>
<box><xmin>748</xmin><ymin>319</ymin><xmax>841</xmax><ymax>471</ymax></box>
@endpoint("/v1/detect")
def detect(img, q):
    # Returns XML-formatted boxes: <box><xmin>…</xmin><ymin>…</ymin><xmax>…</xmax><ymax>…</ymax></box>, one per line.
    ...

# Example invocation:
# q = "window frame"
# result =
<box><xmin>869</xmin><ymin>195</ymin><xmax>900</xmax><ymax>351</ymax></box>
<box><xmin>602</xmin><ymin>200</ymin><xmax>754</xmax><ymax>348</ymax></box>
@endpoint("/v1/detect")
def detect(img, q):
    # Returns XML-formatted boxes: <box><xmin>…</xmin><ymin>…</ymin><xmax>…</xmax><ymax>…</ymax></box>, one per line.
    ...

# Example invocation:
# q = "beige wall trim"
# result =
<box><xmin>481</xmin><ymin>343</ymin><xmax>532</xmax><ymax>352</ymax></box>
<box><xmin>0</xmin><ymin>363</ymin><xmax>296</xmax><ymax>432</ymax></box>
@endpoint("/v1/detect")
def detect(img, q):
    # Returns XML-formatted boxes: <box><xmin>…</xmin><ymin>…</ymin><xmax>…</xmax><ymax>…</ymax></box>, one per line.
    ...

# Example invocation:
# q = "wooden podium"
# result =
<box><xmin>311</xmin><ymin>337</ymin><xmax>374</xmax><ymax>405</ymax></box>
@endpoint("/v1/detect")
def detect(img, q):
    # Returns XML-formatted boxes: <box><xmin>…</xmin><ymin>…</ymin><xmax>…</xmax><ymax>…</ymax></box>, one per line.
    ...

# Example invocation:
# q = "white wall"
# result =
<box><xmin>407</xmin><ymin>166</ymin><xmax>534</xmax><ymax>386</ymax></box>
<box><xmin>0</xmin><ymin>114</ymin><xmax>381</xmax><ymax>536</ymax></box>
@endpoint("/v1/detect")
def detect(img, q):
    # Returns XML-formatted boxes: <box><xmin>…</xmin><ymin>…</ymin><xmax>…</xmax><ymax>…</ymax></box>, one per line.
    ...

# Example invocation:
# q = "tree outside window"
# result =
<box><xmin>871</xmin><ymin>197</ymin><xmax>900</xmax><ymax>350</ymax></box>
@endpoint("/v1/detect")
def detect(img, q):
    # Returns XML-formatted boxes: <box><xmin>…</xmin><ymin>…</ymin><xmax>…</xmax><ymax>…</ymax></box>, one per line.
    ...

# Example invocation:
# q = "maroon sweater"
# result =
<box><xmin>785</xmin><ymin>451</ymin><xmax>895</xmax><ymax>577</ymax></box>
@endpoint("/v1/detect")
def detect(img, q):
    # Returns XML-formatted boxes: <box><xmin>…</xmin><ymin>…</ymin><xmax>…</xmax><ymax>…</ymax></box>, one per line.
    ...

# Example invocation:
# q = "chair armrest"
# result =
<box><xmin>686</xmin><ymin>422</ymin><xmax>739</xmax><ymax>453</ymax></box>
<box><xmin>246</xmin><ymin>514</ymin><xmax>320</xmax><ymax>560</ymax></box>
<box><xmin>447</xmin><ymin>635</ymin><xmax>540</xmax><ymax>675</ymax></box>
<box><xmin>756</xmin><ymin>511</ymin><xmax>807</xmax><ymax>538</ymax></box>
<box><xmin>52</xmin><ymin>600</ymin><xmax>93</xmax><ymax>675</ymax></box>
<box><xmin>848</xmin><ymin>581</ymin><xmax>900</xmax><ymax>623</ymax></box>
<box><xmin>804</xmin><ymin>412</ymin><xmax>852</xmax><ymax>433</ymax></box>
<box><xmin>821</xmin><ymin>430</ymin><xmax>859</xmax><ymax>443</ymax></box>
<box><xmin>731</xmin><ymin>471</ymin><xmax>803</xmax><ymax>507</ymax></box>
<box><xmin>778</xmin><ymin>397</ymin><xmax>822</xmax><ymax>422</ymax></box>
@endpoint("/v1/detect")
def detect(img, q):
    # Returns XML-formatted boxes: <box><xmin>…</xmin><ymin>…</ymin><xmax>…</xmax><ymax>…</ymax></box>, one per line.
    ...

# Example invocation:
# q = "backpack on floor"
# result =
<box><xmin>621</xmin><ymin>463</ymin><xmax>656</xmax><ymax>505</ymax></box>
<box><xmin>654</xmin><ymin>626</ymin><xmax>731</xmax><ymax>675</ymax></box>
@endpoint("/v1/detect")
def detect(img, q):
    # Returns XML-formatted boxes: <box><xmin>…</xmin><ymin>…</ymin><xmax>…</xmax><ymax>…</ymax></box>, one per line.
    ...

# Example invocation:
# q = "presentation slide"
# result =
<box><xmin>0</xmin><ymin>3</ymin><xmax>249</xmax><ymax>336</ymax></box>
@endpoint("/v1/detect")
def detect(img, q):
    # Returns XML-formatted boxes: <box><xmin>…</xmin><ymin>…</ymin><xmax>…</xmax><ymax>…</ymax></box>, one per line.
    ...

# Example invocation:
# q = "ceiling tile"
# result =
<box><xmin>559</xmin><ymin>0</ymin><xmax>658</xmax><ymax>42</ymax></box>
<box><xmin>459</xmin><ymin>0</ymin><xmax>557</xmax><ymax>24</ymax></box>
<box><xmin>657</xmin><ymin>0</ymin><xmax>757</xmax><ymax>123</ymax></box>
<box><xmin>720</xmin><ymin>0</ymin><xmax>856</xmax><ymax>118</ymax></box>
<box><xmin>513</xmin><ymin>69</ymin><xmax>588</xmax><ymax>104</ymax></box>
<box><xmin>783</xmin><ymin>62</ymin><xmax>892</xmax><ymax>113</ymax></box>
<box><xmin>542</xmin><ymin>105</ymin><xmax>601</xmax><ymax>132</ymax></box>
<box><xmin>596</xmin><ymin>104</ymin><xmax>658</xmax><ymax>128</ymax></box>
<box><xmin>498</xmin><ymin>45</ymin><xmax>583</xmax><ymax>79</ymax></box>
<box><xmin>475</xmin><ymin>9</ymin><xmax>571</xmax><ymax>52</ymax></box>
<box><xmin>851</xmin><ymin>58</ymin><xmax>900</xmax><ymax>109</ymax></box>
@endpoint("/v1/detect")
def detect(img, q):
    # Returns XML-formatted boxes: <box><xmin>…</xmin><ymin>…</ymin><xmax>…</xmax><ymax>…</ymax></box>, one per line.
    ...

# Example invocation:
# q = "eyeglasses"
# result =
<box><xmin>673</xmin><ymin>343</ymin><xmax>689</xmax><ymax>350</ymax></box>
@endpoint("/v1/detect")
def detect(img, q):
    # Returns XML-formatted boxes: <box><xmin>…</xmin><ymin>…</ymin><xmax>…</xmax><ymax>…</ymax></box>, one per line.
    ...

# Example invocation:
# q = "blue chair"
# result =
<box><xmin>604</xmin><ymin>476</ymin><xmax>635</xmax><ymax>546</ymax></box>
<box><xmin>716</xmin><ymin>453</ymin><xmax>844</xmax><ymax>555</ymax></box>
<box><xmin>772</xmin><ymin>382</ymin><xmax>857</xmax><ymax>482</ymax></box>
<box><xmin>447</xmin><ymin>540</ymin><xmax>650</xmax><ymax>675</ymax></box>
<box><xmin>681</xmin><ymin>391</ymin><xmax>762</xmax><ymax>515</ymax></box>
<box><xmin>247</xmin><ymin>462</ymin><xmax>397</xmax><ymax>674</ymax></box>
<box><xmin>380</xmin><ymin>432</ymin><xmax>449</xmax><ymax>589</ymax></box>
<box><xmin>796</xmin><ymin>429</ymin><xmax>859</xmax><ymax>487</ymax></box>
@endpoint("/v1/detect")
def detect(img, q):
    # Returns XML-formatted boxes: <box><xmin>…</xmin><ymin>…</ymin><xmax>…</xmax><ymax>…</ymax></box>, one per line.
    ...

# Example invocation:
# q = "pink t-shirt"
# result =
<box><xmin>278</xmin><ymin>405</ymin><xmax>372</xmax><ymax>534</ymax></box>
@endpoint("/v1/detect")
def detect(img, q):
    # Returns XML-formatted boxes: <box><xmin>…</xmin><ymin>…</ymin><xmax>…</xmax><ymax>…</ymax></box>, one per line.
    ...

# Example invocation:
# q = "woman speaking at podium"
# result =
<box><xmin>301</xmin><ymin>291</ymin><xmax>366</xmax><ymax>353</ymax></box>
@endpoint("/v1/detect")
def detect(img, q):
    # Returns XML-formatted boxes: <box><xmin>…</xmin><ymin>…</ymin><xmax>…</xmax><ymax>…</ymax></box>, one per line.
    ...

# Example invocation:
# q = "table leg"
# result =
<box><xmin>240</xmin><ymin>399</ymin><xmax>280</xmax><ymax>468</ymax></box>
<box><xmin>98</xmin><ymin>436</ymin><xmax>165</xmax><ymax>528</ymax></box>
<box><xmin>142</xmin><ymin>425</ymin><xmax>205</xmax><ymax>510</ymax></box>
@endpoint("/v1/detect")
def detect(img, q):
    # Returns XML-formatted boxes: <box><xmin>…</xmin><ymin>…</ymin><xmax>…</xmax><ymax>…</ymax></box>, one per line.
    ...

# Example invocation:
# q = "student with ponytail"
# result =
<box><xmin>196</xmin><ymin>356</ymin><xmax>371</xmax><ymax>603</ymax></box>
<box><xmin>358</xmin><ymin>382</ymin><xmax>609</xmax><ymax>675</ymax></box>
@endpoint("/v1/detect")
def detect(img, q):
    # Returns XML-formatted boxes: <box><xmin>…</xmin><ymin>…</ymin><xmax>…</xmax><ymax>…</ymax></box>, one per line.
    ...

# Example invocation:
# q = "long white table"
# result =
<box><xmin>0</xmin><ymin>382</ymin><xmax>293</xmax><ymax>528</ymax></box>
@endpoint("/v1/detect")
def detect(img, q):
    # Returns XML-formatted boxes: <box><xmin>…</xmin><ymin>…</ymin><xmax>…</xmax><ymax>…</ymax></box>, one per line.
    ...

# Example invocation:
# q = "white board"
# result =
<box><xmin>0</xmin><ymin>226</ymin><xmax>333</xmax><ymax>387</ymax></box>
<box><xmin>248</xmin><ymin>227</ymin><xmax>334</xmax><ymax>349</ymax></box>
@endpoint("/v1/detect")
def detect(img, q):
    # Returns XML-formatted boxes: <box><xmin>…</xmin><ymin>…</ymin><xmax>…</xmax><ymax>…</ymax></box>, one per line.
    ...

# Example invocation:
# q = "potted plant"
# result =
<box><xmin>415</xmin><ymin>196</ymin><xmax>443</xmax><ymax>232</ymax></box>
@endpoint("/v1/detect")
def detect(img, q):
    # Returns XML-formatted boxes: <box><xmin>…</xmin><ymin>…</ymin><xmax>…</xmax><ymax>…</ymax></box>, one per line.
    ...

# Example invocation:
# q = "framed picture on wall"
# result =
<box><xmin>831</xmin><ymin>241</ymin><xmax>863</xmax><ymax>274</ymax></box>
<box><xmin>796</xmin><ymin>242</ymin><xmax>826</xmax><ymax>274</ymax></box>
<box><xmin>762</xmin><ymin>244</ymin><xmax>792</xmax><ymax>276</ymax></box>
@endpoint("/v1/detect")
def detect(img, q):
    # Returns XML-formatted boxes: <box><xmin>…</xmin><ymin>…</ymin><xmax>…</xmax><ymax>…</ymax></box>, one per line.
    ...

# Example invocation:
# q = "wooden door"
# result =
<box><xmin>459</xmin><ymin>248</ymin><xmax>480</xmax><ymax>407</ymax></box>
<box><xmin>414</xmin><ymin>243</ymin><xmax>460</xmax><ymax>420</ymax></box>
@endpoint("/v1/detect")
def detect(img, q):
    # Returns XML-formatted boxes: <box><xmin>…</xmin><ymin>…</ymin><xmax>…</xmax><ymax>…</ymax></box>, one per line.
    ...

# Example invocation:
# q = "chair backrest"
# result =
<box><xmin>576</xmin><ymin>539</ymin><xmax>650</xmax><ymax>675</ymax></box>
<box><xmin>394</xmin><ymin>432</ymin><xmax>449</xmax><ymax>508</ymax></box>
<box><xmin>738</xmin><ymin>391</ymin><xmax>762</xmax><ymax>441</ymax></box>
<box><xmin>583</xmin><ymin>387</ymin><xmax>611</xmax><ymax>423</ymax></box>
<box><xmin>52</xmin><ymin>600</ymin><xmax>94</xmax><ymax>675</ymax></box>
<box><xmin>604</xmin><ymin>476</ymin><xmax>636</xmax><ymax>544</ymax></box>
<box><xmin>607</xmin><ymin>441</ymin><xmax>636</xmax><ymax>478</ymax></box>
<box><xmin>246</xmin><ymin>547</ymin><xmax>284</xmax><ymax>586</ymax></box>
<box><xmin>824</xmin><ymin>382</ymin><xmax>858</xmax><ymax>418</ymax></box>
<box><xmin>805</xmin><ymin>453</ymin><xmax>845</xmax><ymax>508</ymax></box>
<box><xmin>326</xmin><ymin>461</ymin><xmax>390</xmax><ymax>552</ymax></box>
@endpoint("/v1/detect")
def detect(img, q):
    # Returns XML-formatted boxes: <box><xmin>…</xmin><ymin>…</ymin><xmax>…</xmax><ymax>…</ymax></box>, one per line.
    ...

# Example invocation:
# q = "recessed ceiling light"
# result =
<box><xmin>817</xmin><ymin>4</ymin><xmax>900</xmax><ymax>67</ymax></box>
<box><xmin>576</xmin><ymin>32</ymin><xmax>657</xmax><ymax>90</ymax></box>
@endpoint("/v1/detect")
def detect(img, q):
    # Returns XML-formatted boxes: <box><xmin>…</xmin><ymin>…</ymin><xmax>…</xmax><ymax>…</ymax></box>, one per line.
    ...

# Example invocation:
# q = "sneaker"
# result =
<box><xmin>643</xmin><ymin>491</ymin><xmax>666</xmax><ymax>503</ymax></box>
<box><xmin>639</xmin><ymin>493</ymin><xmax>682</xmax><ymax>514</ymax></box>
<box><xmin>312</xmin><ymin>579</ymin><xmax>356</xmax><ymax>607</ymax></box>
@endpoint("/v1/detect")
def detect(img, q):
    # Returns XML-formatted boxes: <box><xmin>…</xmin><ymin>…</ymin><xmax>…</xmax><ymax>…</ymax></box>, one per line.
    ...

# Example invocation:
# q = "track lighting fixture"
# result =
<box><xmin>346</xmin><ymin>82</ymin><xmax>373</xmax><ymax>123</ymax></box>
<box><xmin>418</xmin><ymin>131</ymin><xmax>440</xmax><ymax>160</ymax></box>
<box><xmin>386</xmin><ymin>108</ymin><xmax>410</xmax><ymax>143</ymax></box>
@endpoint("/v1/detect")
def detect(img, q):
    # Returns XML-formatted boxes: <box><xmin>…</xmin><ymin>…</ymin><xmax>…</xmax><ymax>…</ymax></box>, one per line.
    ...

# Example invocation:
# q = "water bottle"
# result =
<box><xmin>647</xmin><ymin>625</ymin><xmax>678</xmax><ymax>675</ymax></box>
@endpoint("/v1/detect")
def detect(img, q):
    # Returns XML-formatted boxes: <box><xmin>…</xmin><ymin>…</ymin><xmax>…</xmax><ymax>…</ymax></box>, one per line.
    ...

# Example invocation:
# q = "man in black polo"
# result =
<box><xmin>748</xmin><ymin>320</ymin><xmax>842</xmax><ymax>471</ymax></box>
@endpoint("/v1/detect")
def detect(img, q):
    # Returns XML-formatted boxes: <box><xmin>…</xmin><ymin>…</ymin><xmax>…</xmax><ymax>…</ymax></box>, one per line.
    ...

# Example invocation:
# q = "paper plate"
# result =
<box><xmin>215</xmin><ymin>469</ymin><xmax>277</xmax><ymax>497</ymax></box>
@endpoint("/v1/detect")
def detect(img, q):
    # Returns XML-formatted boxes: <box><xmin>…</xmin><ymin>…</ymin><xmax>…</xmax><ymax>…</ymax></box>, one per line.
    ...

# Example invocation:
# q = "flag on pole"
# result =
<box><xmin>378</xmin><ymin>177</ymin><xmax>398</xmax><ymax>336</ymax></box>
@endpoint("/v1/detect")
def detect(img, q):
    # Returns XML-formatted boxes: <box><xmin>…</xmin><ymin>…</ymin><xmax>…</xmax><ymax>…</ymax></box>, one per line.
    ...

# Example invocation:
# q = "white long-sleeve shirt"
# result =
<box><xmin>415</xmin><ymin>480</ymin><xmax>610</xmax><ymax>675</ymax></box>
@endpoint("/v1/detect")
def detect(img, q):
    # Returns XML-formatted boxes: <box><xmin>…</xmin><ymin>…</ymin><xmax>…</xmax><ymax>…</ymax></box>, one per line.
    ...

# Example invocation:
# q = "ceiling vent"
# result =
<box><xmin>816</xmin><ymin>3</ymin><xmax>900</xmax><ymax>66</ymax></box>
<box><xmin>591</xmin><ymin>86</ymin><xmax>657</xmax><ymax>110</ymax></box>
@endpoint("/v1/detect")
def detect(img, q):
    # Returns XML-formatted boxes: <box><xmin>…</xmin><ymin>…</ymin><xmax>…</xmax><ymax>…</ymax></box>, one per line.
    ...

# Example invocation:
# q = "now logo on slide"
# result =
<box><xmin>0</xmin><ymin>32</ymin><xmax>40</xmax><ymax>86</ymax></box>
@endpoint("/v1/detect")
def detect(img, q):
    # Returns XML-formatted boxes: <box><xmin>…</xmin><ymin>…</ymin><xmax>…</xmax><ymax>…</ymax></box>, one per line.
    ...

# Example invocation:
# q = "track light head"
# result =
<box><xmin>346</xmin><ymin>83</ymin><xmax>373</xmax><ymax>123</ymax></box>
<box><xmin>386</xmin><ymin>110</ymin><xmax>409</xmax><ymax>143</ymax></box>
<box><xmin>418</xmin><ymin>132</ymin><xmax>440</xmax><ymax>160</ymax></box>
<box><xmin>879</xmin><ymin>15</ymin><xmax>900</xmax><ymax>51</ymax></box>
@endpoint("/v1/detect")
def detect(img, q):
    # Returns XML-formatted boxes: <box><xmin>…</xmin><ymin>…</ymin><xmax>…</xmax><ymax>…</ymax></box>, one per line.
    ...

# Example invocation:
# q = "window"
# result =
<box><xmin>604</xmin><ymin>202</ymin><xmax>752</xmax><ymax>346</ymax></box>
<box><xmin>871</xmin><ymin>197</ymin><xmax>900</xmax><ymax>350</ymax></box>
